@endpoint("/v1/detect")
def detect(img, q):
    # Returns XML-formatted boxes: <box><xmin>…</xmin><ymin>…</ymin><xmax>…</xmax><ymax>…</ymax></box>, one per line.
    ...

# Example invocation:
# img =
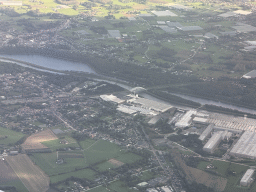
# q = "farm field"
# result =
<box><xmin>42</xmin><ymin>136</ymin><xmax>80</xmax><ymax>151</ymax></box>
<box><xmin>50</xmin><ymin>168</ymin><xmax>96</xmax><ymax>183</ymax></box>
<box><xmin>6</xmin><ymin>154</ymin><xmax>50</xmax><ymax>192</ymax></box>
<box><xmin>0</xmin><ymin>159</ymin><xmax>28</xmax><ymax>192</ymax></box>
<box><xmin>21</xmin><ymin>129</ymin><xmax>57</xmax><ymax>152</ymax></box>
<box><xmin>195</xmin><ymin>159</ymin><xmax>256</xmax><ymax>192</ymax></box>
<box><xmin>0</xmin><ymin>126</ymin><xmax>25</xmax><ymax>146</ymax></box>
<box><xmin>29</xmin><ymin>152</ymin><xmax>85</xmax><ymax>176</ymax></box>
<box><xmin>29</xmin><ymin>139</ymin><xmax>142</xmax><ymax>182</ymax></box>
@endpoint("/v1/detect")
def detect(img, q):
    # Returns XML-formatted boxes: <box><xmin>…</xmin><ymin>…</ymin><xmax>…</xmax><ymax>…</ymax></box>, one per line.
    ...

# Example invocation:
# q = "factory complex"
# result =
<box><xmin>101</xmin><ymin>92</ymin><xmax>256</xmax><ymax>162</ymax></box>
<box><xmin>230</xmin><ymin>131</ymin><xmax>256</xmax><ymax>159</ymax></box>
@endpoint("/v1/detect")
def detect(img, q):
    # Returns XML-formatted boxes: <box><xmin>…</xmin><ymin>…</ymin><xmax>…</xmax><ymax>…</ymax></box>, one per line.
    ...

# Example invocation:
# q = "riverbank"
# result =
<box><xmin>1</xmin><ymin>54</ymin><xmax>256</xmax><ymax>116</ymax></box>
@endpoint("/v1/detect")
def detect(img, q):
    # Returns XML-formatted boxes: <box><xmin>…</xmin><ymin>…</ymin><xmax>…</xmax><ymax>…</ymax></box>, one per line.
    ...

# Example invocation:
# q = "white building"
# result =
<box><xmin>230</xmin><ymin>131</ymin><xmax>256</xmax><ymax>159</ymax></box>
<box><xmin>100</xmin><ymin>94</ymin><xmax>125</xmax><ymax>104</ymax></box>
<box><xmin>203</xmin><ymin>131</ymin><xmax>223</xmax><ymax>153</ymax></box>
<box><xmin>175</xmin><ymin>110</ymin><xmax>197</xmax><ymax>127</ymax></box>
<box><xmin>240</xmin><ymin>169</ymin><xmax>254</xmax><ymax>186</ymax></box>
<box><xmin>199</xmin><ymin>124</ymin><xmax>214</xmax><ymax>141</ymax></box>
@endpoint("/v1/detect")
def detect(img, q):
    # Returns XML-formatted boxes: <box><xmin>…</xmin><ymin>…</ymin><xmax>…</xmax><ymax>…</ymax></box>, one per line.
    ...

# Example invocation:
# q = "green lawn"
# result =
<box><xmin>0</xmin><ymin>126</ymin><xmax>25</xmax><ymax>146</ymax></box>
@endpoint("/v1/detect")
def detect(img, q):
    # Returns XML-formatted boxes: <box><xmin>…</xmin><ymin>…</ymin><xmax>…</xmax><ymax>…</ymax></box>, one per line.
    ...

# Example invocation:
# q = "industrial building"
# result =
<box><xmin>148</xmin><ymin>116</ymin><xmax>161</xmax><ymax>125</ymax></box>
<box><xmin>117</xmin><ymin>104</ymin><xmax>157</xmax><ymax>116</ymax></box>
<box><xmin>199</xmin><ymin>124</ymin><xmax>214</xmax><ymax>141</ymax></box>
<box><xmin>193</xmin><ymin>116</ymin><xmax>208</xmax><ymax>124</ymax></box>
<box><xmin>230</xmin><ymin>131</ymin><xmax>256</xmax><ymax>159</ymax></box>
<box><xmin>151</xmin><ymin>10</ymin><xmax>177</xmax><ymax>17</ymax></box>
<box><xmin>128</xmin><ymin>97</ymin><xmax>173</xmax><ymax>113</ymax></box>
<box><xmin>242</xmin><ymin>70</ymin><xmax>256</xmax><ymax>79</ymax></box>
<box><xmin>240</xmin><ymin>169</ymin><xmax>254</xmax><ymax>186</ymax></box>
<box><xmin>203</xmin><ymin>131</ymin><xmax>223</xmax><ymax>153</ymax></box>
<box><xmin>206</xmin><ymin>113</ymin><xmax>256</xmax><ymax>132</ymax></box>
<box><xmin>100</xmin><ymin>94</ymin><xmax>125</xmax><ymax>104</ymax></box>
<box><xmin>175</xmin><ymin>110</ymin><xmax>197</xmax><ymax>127</ymax></box>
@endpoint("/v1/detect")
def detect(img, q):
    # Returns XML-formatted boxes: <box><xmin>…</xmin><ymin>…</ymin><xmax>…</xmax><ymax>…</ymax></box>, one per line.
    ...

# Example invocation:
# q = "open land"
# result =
<box><xmin>21</xmin><ymin>129</ymin><xmax>58</xmax><ymax>152</ymax></box>
<box><xmin>6</xmin><ymin>154</ymin><xmax>50</xmax><ymax>192</ymax></box>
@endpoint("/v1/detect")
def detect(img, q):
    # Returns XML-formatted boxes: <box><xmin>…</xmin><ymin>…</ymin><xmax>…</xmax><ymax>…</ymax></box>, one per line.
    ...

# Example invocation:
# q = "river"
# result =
<box><xmin>0</xmin><ymin>54</ymin><xmax>96</xmax><ymax>74</ymax></box>
<box><xmin>1</xmin><ymin>54</ymin><xmax>256</xmax><ymax>114</ymax></box>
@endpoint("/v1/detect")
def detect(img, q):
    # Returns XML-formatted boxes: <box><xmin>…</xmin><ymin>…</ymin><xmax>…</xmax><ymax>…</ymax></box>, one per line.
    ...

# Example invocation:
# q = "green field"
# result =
<box><xmin>42</xmin><ymin>136</ymin><xmax>79</xmax><ymax>151</ymax></box>
<box><xmin>198</xmin><ymin>159</ymin><xmax>256</xmax><ymax>192</ymax></box>
<box><xmin>29</xmin><ymin>152</ymin><xmax>86</xmax><ymax>176</ymax></box>
<box><xmin>50</xmin><ymin>168</ymin><xmax>96</xmax><ymax>183</ymax></box>
<box><xmin>1</xmin><ymin>180</ymin><xmax>28</xmax><ymax>192</ymax></box>
<box><xmin>29</xmin><ymin>139</ymin><xmax>142</xmax><ymax>182</ymax></box>
<box><xmin>0</xmin><ymin>126</ymin><xmax>25</xmax><ymax>146</ymax></box>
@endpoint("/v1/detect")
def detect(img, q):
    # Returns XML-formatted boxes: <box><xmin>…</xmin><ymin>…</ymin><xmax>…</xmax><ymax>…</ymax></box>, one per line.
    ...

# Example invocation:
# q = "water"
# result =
<box><xmin>1</xmin><ymin>54</ymin><xmax>256</xmax><ymax>114</ymax></box>
<box><xmin>0</xmin><ymin>54</ymin><xmax>95</xmax><ymax>74</ymax></box>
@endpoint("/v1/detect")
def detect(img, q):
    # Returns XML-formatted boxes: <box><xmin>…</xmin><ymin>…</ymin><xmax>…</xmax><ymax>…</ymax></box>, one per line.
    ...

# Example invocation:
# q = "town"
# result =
<box><xmin>1</xmin><ymin>0</ymin><xmax>256</xmax><ymax>192</ymax></box>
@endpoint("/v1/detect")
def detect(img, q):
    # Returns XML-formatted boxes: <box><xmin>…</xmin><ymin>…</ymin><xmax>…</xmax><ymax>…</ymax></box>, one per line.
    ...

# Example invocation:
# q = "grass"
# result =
<box><xmin>81</xmin><ymin>139</ymin><xmax>124</xmax><ymax>165</ymax></box>
<box><xmin>114</xmin><ymin>152</ymin><xmax>142</xmax><ymax>164</ymax></box>
<box><xmin>42</xmin><ymin>136</ymin><xmax>79</xmax><ymax>151</ymax></box>
<box><xmin>1</xmin><ymin>179</ymin><xmax>28</xmax><ymax>192</ymax></box>
<box><xmin>29</xmin><ymin>152</ymin><xmax>86</xmax><ymax>176</ymax></box>
<box><xmin>30</xmin><ymin>139</ymin><xmax>142</xmax><ymax>178</ymax></box>
<box><xmin>202</xmin><ymin>160</ymin><xmax>252</xmax><ymax>192</ymax></box>
<box><xmin>0</xmin><ymin>126</ymin><xmax>25</xmax><ymax>146</ymax></box>
<box><xmin>197</xmin><ymin>161</ymin><xmax>210</xmax><ymax>170</ymax></box>
<box><xmin>139</xmin><ymin>170</ymin><xmax>155</xmax><ymax>181</ymax></box>
<box><xmin>95</xmin><ymin>161</ymin><xmax>117</xmax><ymax>171</ymax></box>
<box><xmin>50</xmin><ymin>168</ymin><xmax>96</xmax><ymax>183</ymax></box>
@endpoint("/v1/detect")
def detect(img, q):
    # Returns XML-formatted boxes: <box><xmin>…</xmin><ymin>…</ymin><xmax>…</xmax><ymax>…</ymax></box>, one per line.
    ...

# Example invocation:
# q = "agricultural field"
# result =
<box><xmin>195</xmin><ymin>159</ymin><xmax>256</xmax><ymax>192</ymax></box>
<box><xmin>42</xmin><ymin>136</ymin><xmax>80</xmax><ymax>151</ymax></box>
<box><xmin>0</xmin><ymin>159</ymin><xmax>28</xmax><ymax>192</ymax></box>
<box><xmin>29</xmin><ymin>138</ymin><xmax>142</xmax><ymax>183</ymax></box>
<box><xmin>0</xmin><ymin>126</ymin><xmax>25</xmax><ymax>147</ymax></box>
<box><xmin>21</xmin><ymin>129</ymin><xmax>57</xmax><ymax>152</ymax></box>
<box><xmin>6</xmin><ymin>154</ymin><xmax>50</xmax><ymax>192</ymax></box>
<box><xmin>50</xmin><ymin>168</ymin><xmax>96</xmax><ymax>183</ymax></box>
<box><xmin>3</xmin><ymin>0</ymin><xmax>177</xmax><ymax>17</ymax></box>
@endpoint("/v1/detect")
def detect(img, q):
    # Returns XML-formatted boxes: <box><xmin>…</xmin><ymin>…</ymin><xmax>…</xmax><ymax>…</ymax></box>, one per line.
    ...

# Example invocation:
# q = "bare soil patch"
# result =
<box><xmin>22</xmin><ymin>129</ymin><xmax>57</xmax><ymax>151</ymax></box>
<box><xmin>108</xmin><ymin>158</ymin><xmax>124</xmax><ymax>167</ymax></box>
<box><xmin>6</xmin><ymin>154</ymin><xmax>49</xmax><ymax>192</ymax></box>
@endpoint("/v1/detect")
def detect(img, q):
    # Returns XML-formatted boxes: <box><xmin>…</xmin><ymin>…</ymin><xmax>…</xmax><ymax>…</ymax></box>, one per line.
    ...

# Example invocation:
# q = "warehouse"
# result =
<box><xmin>128</xmin><ymin>97</ymin><xmax>173</xmax><ymax>113</ymax></box>
<box><xmin>100</xmin><ymin>94</ymin><xmax>125</xmax><ymax>104</ymax></box>
<box><xmin>175</xmin><ymin>110</ymin><xmax>197</xmax><ymax>127</ymax></box>
<box><xmin>199</xmin><ymin>124</ymin><xmax>214</xmax><ymax>141</ymax></box>
<box><xmin>240</xmin><ymin>169</ymin><xmax>254</xmax><ymax>186</ymax></box>
<box><xmin>230</xmin><ymin>131</ymin><xmax>256</xmax><ymax>159</ymax></box>
<box><xmin>203</xmin><ymin>131</ymin><xmax>223</xmax><ymax>153</ymax></box>
<box><xmin>242</xmin><ymin>70</ymin><xmax>256</xmax><ymax>79</ymax></box>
